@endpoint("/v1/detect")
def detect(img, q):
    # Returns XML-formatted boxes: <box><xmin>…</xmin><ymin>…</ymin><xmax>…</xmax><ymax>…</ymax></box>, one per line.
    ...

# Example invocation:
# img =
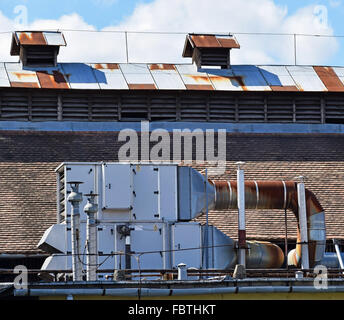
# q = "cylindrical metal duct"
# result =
<box><xmin>212</xmin><ymin>180</ymin><xmax>326</xmax><ymax>268</ymax></box>
<box><xmin>84</xmin><ymin>193</ymin><xmax>98</xmax><ymax>282</ymax></box>
<box><xmin>67</xmin><ymin>181</ymin><xmax>83</xmax><ymax>282</ymax></box>
<box><xmin>246</xmin><ymin>241</ymin><xmax>285</xmax><ymax>268</ymax></box>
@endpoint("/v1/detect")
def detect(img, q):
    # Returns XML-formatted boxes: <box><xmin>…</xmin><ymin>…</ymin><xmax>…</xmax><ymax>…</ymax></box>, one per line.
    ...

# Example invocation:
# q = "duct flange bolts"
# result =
<box><xmin>67</xmin><ymin>181</ymin><xmax>83</xmax><ymax>203</ymax></box>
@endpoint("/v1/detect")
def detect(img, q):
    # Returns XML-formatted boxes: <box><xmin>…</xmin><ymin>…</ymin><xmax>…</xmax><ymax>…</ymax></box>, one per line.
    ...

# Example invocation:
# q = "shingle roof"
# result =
<box><xmin>0</xmin><ymin>131</ymin><xmax>343</xmax><ymax>254</ymax></box>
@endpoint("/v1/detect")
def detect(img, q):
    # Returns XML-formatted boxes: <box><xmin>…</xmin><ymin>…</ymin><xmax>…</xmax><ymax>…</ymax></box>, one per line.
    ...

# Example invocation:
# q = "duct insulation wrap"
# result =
<box><xmin>212</xmin><ymin>180</ymin><xmax>326</xmax><ymax>268</ymax></box>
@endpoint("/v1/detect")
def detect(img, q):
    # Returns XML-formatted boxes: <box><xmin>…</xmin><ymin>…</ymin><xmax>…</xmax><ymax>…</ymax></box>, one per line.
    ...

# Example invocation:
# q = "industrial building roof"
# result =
<box><xmin>0</xmin><ymin>130</ymin><xmax>343</xmax><ymax>254</ymax></box>
<box><xmin>1</xmin><ymin>62</ymin><xmax>344</xmax><ymax>92</ymax></box>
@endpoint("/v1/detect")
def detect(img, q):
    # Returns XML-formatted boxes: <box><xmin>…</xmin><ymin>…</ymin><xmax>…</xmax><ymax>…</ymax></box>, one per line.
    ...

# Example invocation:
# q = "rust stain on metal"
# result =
<box><xmin>313</xmin><ymin>66</ymin><xmax>344</xmax><ymax>92</ymax></box>
<box><xmin>12</xmin><ymin>72</ymin><xmax>37</xmax><ymax>80</ymax></box>
<box><xmin>149</xmin><ymin>64</ymin><xmax>176</xmax><ymax>71</ymax></box>
<box><xmin>188</xmin><ymin>75</ymin><xmax>212</xmax><ymax>83</ymax></box>
<box><xmin>212</xmin><ymin>179</ymin><xmax>324</xmax><ymax>268</ymax></box>
<box><xmin>94</xmin><ymin>63</ymin><xmax>119</xmax><ymax>70</ymax></box>
<box><xmin>191</xmin><ymin>35</ymin><xmax>221</xmax><ymax>48</ymax></box>
<box><xmin>18</xmin><ymin>32</ymin><xmax>46</xmax><ymax>45</ymax></box>
<box><xmin>270</xmin><ymin>85</ymin><xmax>299</xmax><ymax>92</ymax></box>
<box><xmin>128</xmin><ymin>84</ymin><xmax>156</xmax><ymax>90</ymax></box>
<box><xmin>216</xmin><ymin>37</ymin><xmax>240</xmax><ymax>49</ymax></box>
<box><xmin>10</xmin><ymin>81</ymin><xmax>39</xmax><ymax>88</ymax></box>
<box><xmin>36</xmin><ymin>71</ymin><xmax>69</xmax><ymax>89</ymax></box>
<box><xmin>185</xmin><ymin>84</ymin><xmax>214</xmax><ymax>90</ymax></box>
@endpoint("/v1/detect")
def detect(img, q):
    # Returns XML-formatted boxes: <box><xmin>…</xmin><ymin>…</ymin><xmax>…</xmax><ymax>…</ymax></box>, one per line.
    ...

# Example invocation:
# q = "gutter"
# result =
<box><xmin>14</xmin><ymin>285</ymin><xmax>344</xmax><ymax>297</ymax></box>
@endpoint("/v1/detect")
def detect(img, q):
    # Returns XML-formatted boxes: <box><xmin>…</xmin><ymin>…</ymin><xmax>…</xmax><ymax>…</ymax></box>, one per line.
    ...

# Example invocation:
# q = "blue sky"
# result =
<box><xmin>0</xmin><ymin>0</ymin><xmax>343</xmax><ymax>65</ymax></box>
<box><xmin>0</xmin><ymin>0</ymin><xmax>342</xmax><ymax>33</ymax></box>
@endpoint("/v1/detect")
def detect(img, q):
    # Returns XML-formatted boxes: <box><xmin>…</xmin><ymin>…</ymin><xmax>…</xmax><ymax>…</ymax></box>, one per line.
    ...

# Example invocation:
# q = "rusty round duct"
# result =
<box><xmin>246</xmin><ymin>241</ymin><xmax>285</xmax><ymax>269</ymax></box>
<box><xmin>212</xmin><ymin>180</ymin><xmax>326</xmax><ymax>268</ymax></box>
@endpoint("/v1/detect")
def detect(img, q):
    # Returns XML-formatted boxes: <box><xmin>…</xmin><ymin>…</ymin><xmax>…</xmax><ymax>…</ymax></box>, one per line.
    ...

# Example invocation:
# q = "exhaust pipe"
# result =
<box><xmin>212</xmin><ymin>180</ymin><xmax>326</xmax><ymax>267</ymax></box>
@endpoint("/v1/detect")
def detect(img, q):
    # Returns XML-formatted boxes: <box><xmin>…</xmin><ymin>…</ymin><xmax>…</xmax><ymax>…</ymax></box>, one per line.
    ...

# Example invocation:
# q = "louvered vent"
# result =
<box><xmin>57</xmin><ymin>169</ymin><xmax>66</xmax><ymax>223</ymax></box>
<box><xmin>182</xmin><ymin>34</ymin><xmax>240</xmax><ymax>69</ymax></box>
<box><xmin>22</xmin><ymin>46</ymin><xmax>57</xmax><ymax>67</ymax></box>
<box><xmin>10</xmin><ymin>31</ymin><xmax>66</xmax><ymax>67</ymax></box>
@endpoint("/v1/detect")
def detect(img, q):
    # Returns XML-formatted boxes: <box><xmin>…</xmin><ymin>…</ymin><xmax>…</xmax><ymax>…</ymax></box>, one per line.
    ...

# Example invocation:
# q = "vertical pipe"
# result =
<box><xmin>178</xmin><ymin>263</ymin><xmax>187</xmax><ymax>280</ymax></box>
<box><xmin>125</xmin><ymin>236</ymin><xmax>131</xmax><ymax>269</ymax></box>
<box><xmin>294</xmin><ymin>34</ymin><xmax>297</xmax><ymax>65</ymax></box>
<box><xmin>84</xmin><ymin>194</ymin><xmax>98</xmax><ymax>282</ymax></box>
<box><xmin>125</xmin><ymin>31</ymin><xmax>129</xmax><ymax>63</ymax></box>
<box><xmin>333</xmin><ymin>239</ymin><xmax>344</xmax><ymax>273</ymax></box>
<box><xmin>67</xmin><ymin>181</ymin><xmax>84</xmax><ymax>282</ymax></box>
<box><xmin>284</xmin><ymin>208</ymin><xmax>288</xmax><ymax>269</ymax></box>
<box><xmin>297</xmin><ymin>177</ymin><xmax>309</xmax><ymax>270</ymax></box>
<box><xmin>204</xmin><ymin>168</ymin><xmax>209</xmax><ymax>270</ymax></box>
<box><xmin>236</xmin><ymin>162</ymin><xmax>246</xmax><ymax>267</ymax></box>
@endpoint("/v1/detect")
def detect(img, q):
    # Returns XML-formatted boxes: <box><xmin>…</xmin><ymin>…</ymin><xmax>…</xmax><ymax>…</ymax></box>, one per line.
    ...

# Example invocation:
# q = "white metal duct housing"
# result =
<box><xmin>37</xmin><ymin>163</ymin><xmax>324</xmax><ymax>279</ymax></box>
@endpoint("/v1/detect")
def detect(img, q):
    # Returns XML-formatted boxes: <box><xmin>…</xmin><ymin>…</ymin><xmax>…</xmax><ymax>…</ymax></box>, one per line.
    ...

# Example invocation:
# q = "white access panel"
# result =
<box><xmin>132</xmin><ymin>165</ymin><xmax>159</xmax><ymax>220</ymax></box>
<box><xmin>130</xmin><ymin>224</ymin><xmax>164</xmax><ymax>269</ymax></box>
<box><xmin>172</xmin><ymin>223</ymin><xmax>202</xmax><ymax>269</ymax></box>
<box><xmin>97</xmin><ymin>224</ymin><xmax>116</xmax><ymax>275</ymax></box>
<box><xmin>102</xmin><ymin>163</ymin><xmax>132</xmax><ymax>210</ymax></box>
<box><xmin>158</xmin><ymin>165</ymin><xmax>178</xmax><ymax>221</ymax></box>
<box><xmin>65</xmin><ymin>164</ymin><xmax>96</xmax><ymax>221</ymax></box>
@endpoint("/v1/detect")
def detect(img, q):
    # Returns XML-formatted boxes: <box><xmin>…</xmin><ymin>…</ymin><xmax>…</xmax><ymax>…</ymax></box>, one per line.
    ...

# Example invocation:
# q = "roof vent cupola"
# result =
<box><xmin>10</xmin><ymin>31</ymin><xmax>67</xmax><ymax>67</ymax></box>
<box><xmin>182</xmin><ymin>33</ymin><xmax>240</xmax><ymax>69</ymax></box>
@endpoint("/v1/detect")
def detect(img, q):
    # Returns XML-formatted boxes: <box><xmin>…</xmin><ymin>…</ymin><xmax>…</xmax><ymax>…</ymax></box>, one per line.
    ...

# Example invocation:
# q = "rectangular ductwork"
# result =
<box><xmin>182</xmin><ymin>33</ymin><xmax>240</xmax><ymax>69</ymax></box>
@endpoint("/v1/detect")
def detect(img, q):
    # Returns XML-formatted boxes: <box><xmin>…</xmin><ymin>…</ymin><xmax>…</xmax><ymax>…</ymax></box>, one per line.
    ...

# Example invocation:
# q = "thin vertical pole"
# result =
<box><xmin>204</xmin><ymin>169</ymin><xmax>209</xmax><ymax>270</ymax></box>
<box><xmin>284</xmin><ymin>207</ymin><xmax>288</xmax><ymax>270</ymax></box>
<box><xmin>125</xmin><ymin>31</ymin><xmax>129</xmax><ymax>63</ymax></box>
<box><xmin>294</xmin><ymin>34</ymin><xmax>297</xmax><ymax>65</ymax></box>
<box><xmin>236</xmin><ymin>162</ymin><xmax>246</xmax><ymax>268</ymax></box>
<box><xmin>297</xmin><ymin>177</ymin><xmax>309</xmax><ymax>270</ymax></box>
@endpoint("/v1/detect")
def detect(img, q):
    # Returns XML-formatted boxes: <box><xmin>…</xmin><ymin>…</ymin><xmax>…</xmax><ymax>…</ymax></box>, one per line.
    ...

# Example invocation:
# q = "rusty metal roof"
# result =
<box><xmin>182</xmin><ymin>34</ymin><xmax>240</xmax><ymax>57</ymax></box>
<box><xmin>10</xmin><ymin>31</ymin><xmax>67</xmax><ymax>56</ymax></box>
<box><xmin>1</xmin><ymin>62</ymin><xmax>344</xmax><ymax>92</ymax></box>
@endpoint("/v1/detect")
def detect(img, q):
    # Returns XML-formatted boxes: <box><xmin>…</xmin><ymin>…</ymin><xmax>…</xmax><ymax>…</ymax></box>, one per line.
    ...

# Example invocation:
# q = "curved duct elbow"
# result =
<box><xmin>212</xmin><ymin>180</ymin><xmax>326</xmax><ymax>268</ymax></box>
<box><xmin>245</xmin><ymin>241</ymin><xmax>284</xmax><ymax>269</ymax></box>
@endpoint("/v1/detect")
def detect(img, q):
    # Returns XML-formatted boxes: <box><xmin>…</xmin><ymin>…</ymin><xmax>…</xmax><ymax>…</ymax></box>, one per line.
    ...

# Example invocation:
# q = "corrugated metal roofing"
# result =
<box><xmin>149</xmin><ymin>64</ymin><xmax>185</xmax><ymax>90</ymax></box>
<box><xmin>61</xmin><ymin>63</ymin><xmax>99</xmax><ymax>90</ymax></box>
<box><xmin>1</xmin><ymin>62</ymin><xmax>344</xmax><ymax>92</ymax></box>
<box><xmin>91</xmin><ymin>63</ymin><xmax>128</xmax><ymax>90</ymax></box>
<box><xmin>286</xmin><ymin>66</ymin><xmax>327</xmax><ymax>92</ymax></box>
<box><xmin>6</xmin><ymin>62</ymin><xmax>41</xmax><ymax>88</ymax></box>
<box><xmin>259</xmin><ymin>65</ymin><xmax>298</xmax><ymax>91</ymax></box>
<box><xmin>119</xmin><ymin>63</ymin><xmax>156</xmax><ymax>90</ymax></box>
<box><xmin>0</xmin><ymin>63</ymin><xmax>10</xmax><ymax>87</ymax></box>
<box><xmin>176</xmin><ymin>64</ymin><xmax>214</xmax><ymax>90</ymax></box>
<box><xmin>232</xmin><ymin>65</ymin><xmax>271</xmax><ymax>91</ymax></box>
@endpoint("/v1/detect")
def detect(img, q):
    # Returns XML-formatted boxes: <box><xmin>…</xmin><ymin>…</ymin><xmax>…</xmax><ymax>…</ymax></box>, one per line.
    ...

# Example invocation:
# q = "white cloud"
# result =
<box><xmin>0</xmin><ymin>0</ymin><xmax>339</xmax><ymax>65</ymax></box>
